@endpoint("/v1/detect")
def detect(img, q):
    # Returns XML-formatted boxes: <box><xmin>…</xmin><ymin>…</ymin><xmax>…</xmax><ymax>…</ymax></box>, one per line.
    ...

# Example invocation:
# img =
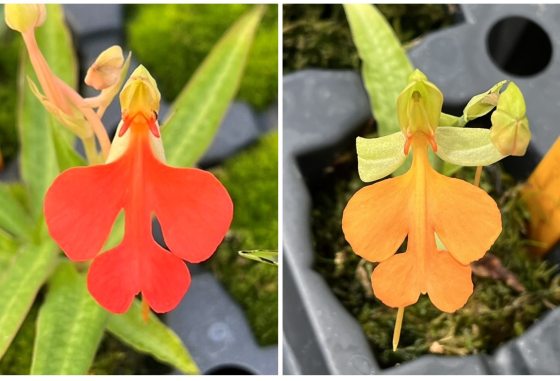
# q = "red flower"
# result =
<box><xmin>44</xmin><ymin>66</ymin><xmax>233</xmax><ymax>314</ymax></box>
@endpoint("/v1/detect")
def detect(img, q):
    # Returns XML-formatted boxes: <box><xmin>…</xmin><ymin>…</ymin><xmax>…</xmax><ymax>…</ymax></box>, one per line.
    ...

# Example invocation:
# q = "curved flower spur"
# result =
<box><xmin>44</xmin><ymin>66</ymin><xmax>233</xmax><ymax>314</ymax></box>
<box><xmin>342</xmin><ymin>70</ymin><xmax>530</xmax><ymax>350</ymax></box>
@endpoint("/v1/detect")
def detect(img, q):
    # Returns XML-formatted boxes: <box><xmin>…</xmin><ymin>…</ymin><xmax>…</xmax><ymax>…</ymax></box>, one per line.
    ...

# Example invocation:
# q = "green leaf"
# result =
<box><xmin>239</xmin><ymin>250</ymin><xmax>278</xmax><ymax>266</ymax></box>
<box><xmin>31</xmin><ymin>262</ymin><xmax>107</xmax><ymax>375</ymax></box>
<box><xmin>344</xmin><ymin>4</ymin><xmax>414</xmax><ymax>136</ymax></box>
<box><xmin>356</xmin><ymin>132</ymin><xmax>406</xmax><ymax>182</ymax></box>
<box><xmin>107</xmin><ymin>300</ymin><xmax>199</xmax><ymax>375</ymax></box>
<box><xmin>0</xmin><ymin>231</ymin><xmax>19</xmax><ymax>280</ymax></box>
<box><xmin>17</xmin><ymin>4</ymin><xmax>77</xmax><ymax>218</ymax></box>
<box><xmin>50</xmin><ymin>123</ymin><xmax>86</xmax><ymax>171</ymax></box>
<box><xmin>0</xmin><ymin>241</ymin><xmax>58</xmax><ymax>359</ymax></box>
<box><xmin>435</xmin><ymin>127</ymin><xmax>505</xmax><ymax>166</ymax></box>
<box><xmin>0</xmin><ymin>184</ymin><xmax>33</xmax><ymax>239</ymax></box>
<box><xmin>162</xmin><ymin>5</ymin><xmax>264</xmax><ymax>167</ymax></box>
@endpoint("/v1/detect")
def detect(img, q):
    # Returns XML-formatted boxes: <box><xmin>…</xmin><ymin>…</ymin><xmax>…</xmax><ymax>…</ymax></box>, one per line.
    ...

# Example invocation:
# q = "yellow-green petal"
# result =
<box><xmin>435</xmin><ymin>127</ymin><xmax>505</xmax><ymax>166</ymax></box>
<box><xmin>357</xmin><ymin>132</ymin><xmax>406</xmax><ymax>182</ymax></box>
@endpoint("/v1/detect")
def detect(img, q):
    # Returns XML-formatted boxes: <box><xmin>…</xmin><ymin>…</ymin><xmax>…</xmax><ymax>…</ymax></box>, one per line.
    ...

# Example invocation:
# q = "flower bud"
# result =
<box><xmin>397</xmin><ymin>69</ymin><xmax>443</xmax><ymax>136</ymax></box>
<box><xmin>4</xmin><ymin>4</ymin><xmax>46</xmax><ymax>33</ymax></box>
<box><xmin>490</xmin><ymin>82</ymin><xmax>531</xmax><ymax>156</ymax></box>
<box><xmin>85</xmin><ymin>46</ymin><xmax>125</xmax><ymax>91</ymax></box>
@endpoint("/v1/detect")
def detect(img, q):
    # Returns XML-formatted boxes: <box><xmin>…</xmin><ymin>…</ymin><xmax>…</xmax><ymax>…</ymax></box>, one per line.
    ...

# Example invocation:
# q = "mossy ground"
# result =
<box><xmin>126</xmin><ymin>4</ymin><xmax>278</xmax><ymax>110</ymax></box>
<box><xmin>283</xmin><ymin>4</ymin><xmax>457</xmax><ymax>73</ymax></box>
<box><xmin>210</xmin><ymin>132</ymin><xmax>279</xmax><ymax>346</ymax></box>
<box><xmin>310</xmin><ymin>122</ymin><xmax>560</xmax><ymax>368</ymax></box>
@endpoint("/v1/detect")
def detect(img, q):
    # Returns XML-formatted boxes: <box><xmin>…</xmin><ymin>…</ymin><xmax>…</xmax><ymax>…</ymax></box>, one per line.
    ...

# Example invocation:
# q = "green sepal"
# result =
<box><xmin>435</xmin><ymin>127</ymin><xmax>505</xmax><ymax>166</ymax></box>
<box><xmin>356</xmin><ymin>132</ymin><xmax>406</xmax><ymax>182</ymax></box>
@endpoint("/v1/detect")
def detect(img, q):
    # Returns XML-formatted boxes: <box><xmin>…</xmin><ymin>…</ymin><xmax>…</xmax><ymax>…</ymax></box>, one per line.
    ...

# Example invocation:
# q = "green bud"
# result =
<box><xmin>490</xmin><ymin>82</ymin><xmax>531</xmax><ymax>156</ymax></box>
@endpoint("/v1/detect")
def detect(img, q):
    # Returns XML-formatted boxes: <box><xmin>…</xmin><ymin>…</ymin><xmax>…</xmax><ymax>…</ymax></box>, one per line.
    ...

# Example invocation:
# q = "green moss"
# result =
<box><xmin>283</xmin><ymin>4</ymin><xmax>457</xmax><ymax>73</ymax></box>
<box><xmin>210</xmin><ymin>132</ymin><xmax>278</xmax><ymax>346</ymax></box>
<box><xmin>0</xmin><ymin>31</ymin><xmax>20</xmax><ymax>165</ymax></box>
<box><xmin>311</xmin><ymin>135</ymin><xmax>560</xmax><ymax>368</ymax></box>
<box><xmin>126</xmin><ymin>4</ymin><xmax>278</xmax><ymax>109</ymax></box>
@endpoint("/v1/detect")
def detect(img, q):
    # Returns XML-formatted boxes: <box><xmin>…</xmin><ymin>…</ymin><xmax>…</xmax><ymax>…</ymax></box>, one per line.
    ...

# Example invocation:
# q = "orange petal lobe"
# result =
<box><xmin>44</xmin><ymin>162</ymin><xmax>125</xmax><ymax>261</ymax></box>
<box><xmin>151</xmin><ymin>166</ymin><xmax>233</xmax><ymax>263</ymax></box>
<box><xmin>429</xmin><ymin>169</ymin><xmax>502</xmax><ymax>265</ymax></box>
<box><xmin>342</xmin><ymin>175</ymin><xmax>410</xmax><ymax>262</ymax></box>
<box><xmin>140</xmin><ymin>243</ymin><xmax>191</xmax><ymax>313</ymax></box>
<box><xmin>87</xmin><ymin>244</ymin><xmax>139</xmax><ymax>313</ymax></box>
<box><xmin>371</xmin><ymin>252</ymin><xmax>420</xmax><ymax>308</ymax></box>
<box><xmin>426</xmin><ymin>250</ymin><xmax>473</xmax><ymax>312</ymax></box>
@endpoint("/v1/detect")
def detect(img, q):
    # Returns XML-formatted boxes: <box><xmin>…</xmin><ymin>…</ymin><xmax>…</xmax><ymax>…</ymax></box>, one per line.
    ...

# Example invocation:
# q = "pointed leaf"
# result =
<box><xmin>344</xmin><ymin>4</ymin><xmax>413</xmax><ymax>136</ymax></box>
<box><xmin>0</xmin><ymin>241</ymin><xmax>58</xmax><ymax>359</ymax></box>
<box><xmin>356</xmin><ymin>132</ymin><xmax>406</xmax><ymax>182</ymax></box>
<box><xmin>162</xmin><ymin>5</ymin><xmax>264</xmax><ymax>167</ymax></box>
<box><xmin>0</xmin><ymin>184</ymin><xmax>33</xmax><ymax>239</ymax></box>
<box><xmin>107</xmin><ymin>300</ymin><xmax>199</xmax><ymax>375</ymax></box>
<box><xmin>435</xmin><ymin>127</ymin><xmax>505</xmax><ymax>166</ymax></box>
<box><xmin>239</xmin><ymin>250</ymin><xmax>278</xmax><ymax>266</ymax></box>
<box><xmin>31</xmin><ymin>262</ymin><xmax>107</xmax><ymax>375</ymax></box>
<box><xmin>50</xmin><ymin>122</ymin><xmax>85</xmax><ymax>171</ymax></box>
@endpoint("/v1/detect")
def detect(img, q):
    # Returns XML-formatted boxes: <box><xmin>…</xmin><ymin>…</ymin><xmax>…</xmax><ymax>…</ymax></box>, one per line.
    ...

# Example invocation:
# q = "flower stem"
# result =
<box><xmin>393</xmin><ymin>306</ymin><xmax>405</xmax><ymax>351</ymax></box>
<box><xmin>473</xmin><ymin>165</ymin><xmax>483</xmax><ymax>187</ymax></box>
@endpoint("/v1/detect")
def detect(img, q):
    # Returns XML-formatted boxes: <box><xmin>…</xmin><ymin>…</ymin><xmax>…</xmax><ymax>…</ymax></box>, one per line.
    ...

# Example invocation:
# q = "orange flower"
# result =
<box><xmin>342</xmin><ymin>70</ymin><xmax>504</xmax><ymax>349</ymax></box>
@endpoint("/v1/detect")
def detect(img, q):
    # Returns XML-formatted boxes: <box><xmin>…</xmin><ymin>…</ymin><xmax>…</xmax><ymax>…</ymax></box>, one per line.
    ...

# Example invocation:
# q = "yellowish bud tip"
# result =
<box><xmin>4</xmin><ymin>4</ymin><xmax>46</xmax><ymax>33</ymax></box>
<box><xmin>85</xmin><ymin>45</ymin><xmax>125</xmax><ymax>91</ymax></box>
<box><xmin>119</xmin><ymin>65</ymin><xmax>160</xmax><ymax>118</ymax></box>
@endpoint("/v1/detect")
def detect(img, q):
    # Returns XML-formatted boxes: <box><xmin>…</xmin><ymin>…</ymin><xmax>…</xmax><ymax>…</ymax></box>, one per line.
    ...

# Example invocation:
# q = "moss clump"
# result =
<box><xmin>283</xmin><ymin>4</ymin><xmax>457</xmax><ymax>73</ymax></box>
<box><xmin>210</xmin><ymin>132</ymin><xmax>278</xmax><ymax>346</ymax></box>
<box><xmin>0</xmin><ymin>31</ymin><xmax>20</xmax><ymax>165</ymax></box>
<box><xmin>311</xmin><ymin>135</ymin><xmax>560</xmax><ymax>368</ymax></box>
<box><xmin>126</xmin><ymin>4</ymin><xmax>278</xmax><ymax>110</ymax></box>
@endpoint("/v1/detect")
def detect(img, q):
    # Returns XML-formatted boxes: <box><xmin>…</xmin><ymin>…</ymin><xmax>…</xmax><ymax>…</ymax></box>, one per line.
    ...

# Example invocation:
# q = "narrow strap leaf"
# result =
<box><xmin>107</xmin><ymin>300</ymin><xmax>199</xmax><ymax>375</ymax></box>
<box><xmin>435</xmin><ymin>127</ymin><xmax>505</xmax><ymax>166</ymax></box>
<box><xmin>162</xmin><ymin>5</ymin><xmax>265</xmax><ymax>167</ymax></box>
<box><xmin>0</xmin><ymin>185</ymin><xmax>33</xmax><ymax>239</ymax></box>
<box><xmin>31</xmin><ymin>262</ymin><xmax>107</xmax><ymax>375</ymax></box>
<box><xmin>357</xmin><ymin>132</ymin><xmax>406</xmax><ymax>182</ymax></box>
<box><xmin>50</xmin><ymin>122</ymin><xmax>86</xmax><ymax>171</ymax></box>
<box><xmin>344</xmin><ymin>4</ymin><xmax>413</xmax><ymax>136</ymax></box>
<box><xmin>0</xmin><ymin>241</ymin><xmax>58</xmax><ymax>359</ymax></box>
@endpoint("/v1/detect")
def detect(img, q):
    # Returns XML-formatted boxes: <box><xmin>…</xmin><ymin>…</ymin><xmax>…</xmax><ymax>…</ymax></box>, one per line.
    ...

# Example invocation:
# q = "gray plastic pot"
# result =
<box><xmin>283</xmin><ymin>3</ymin><xmax>560</xmax><ymax>375</ymax></box>
<box><xmin>1</xmin><ymin>4</ymin><xmax>277</xmax><ymax>375</ymax></box>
